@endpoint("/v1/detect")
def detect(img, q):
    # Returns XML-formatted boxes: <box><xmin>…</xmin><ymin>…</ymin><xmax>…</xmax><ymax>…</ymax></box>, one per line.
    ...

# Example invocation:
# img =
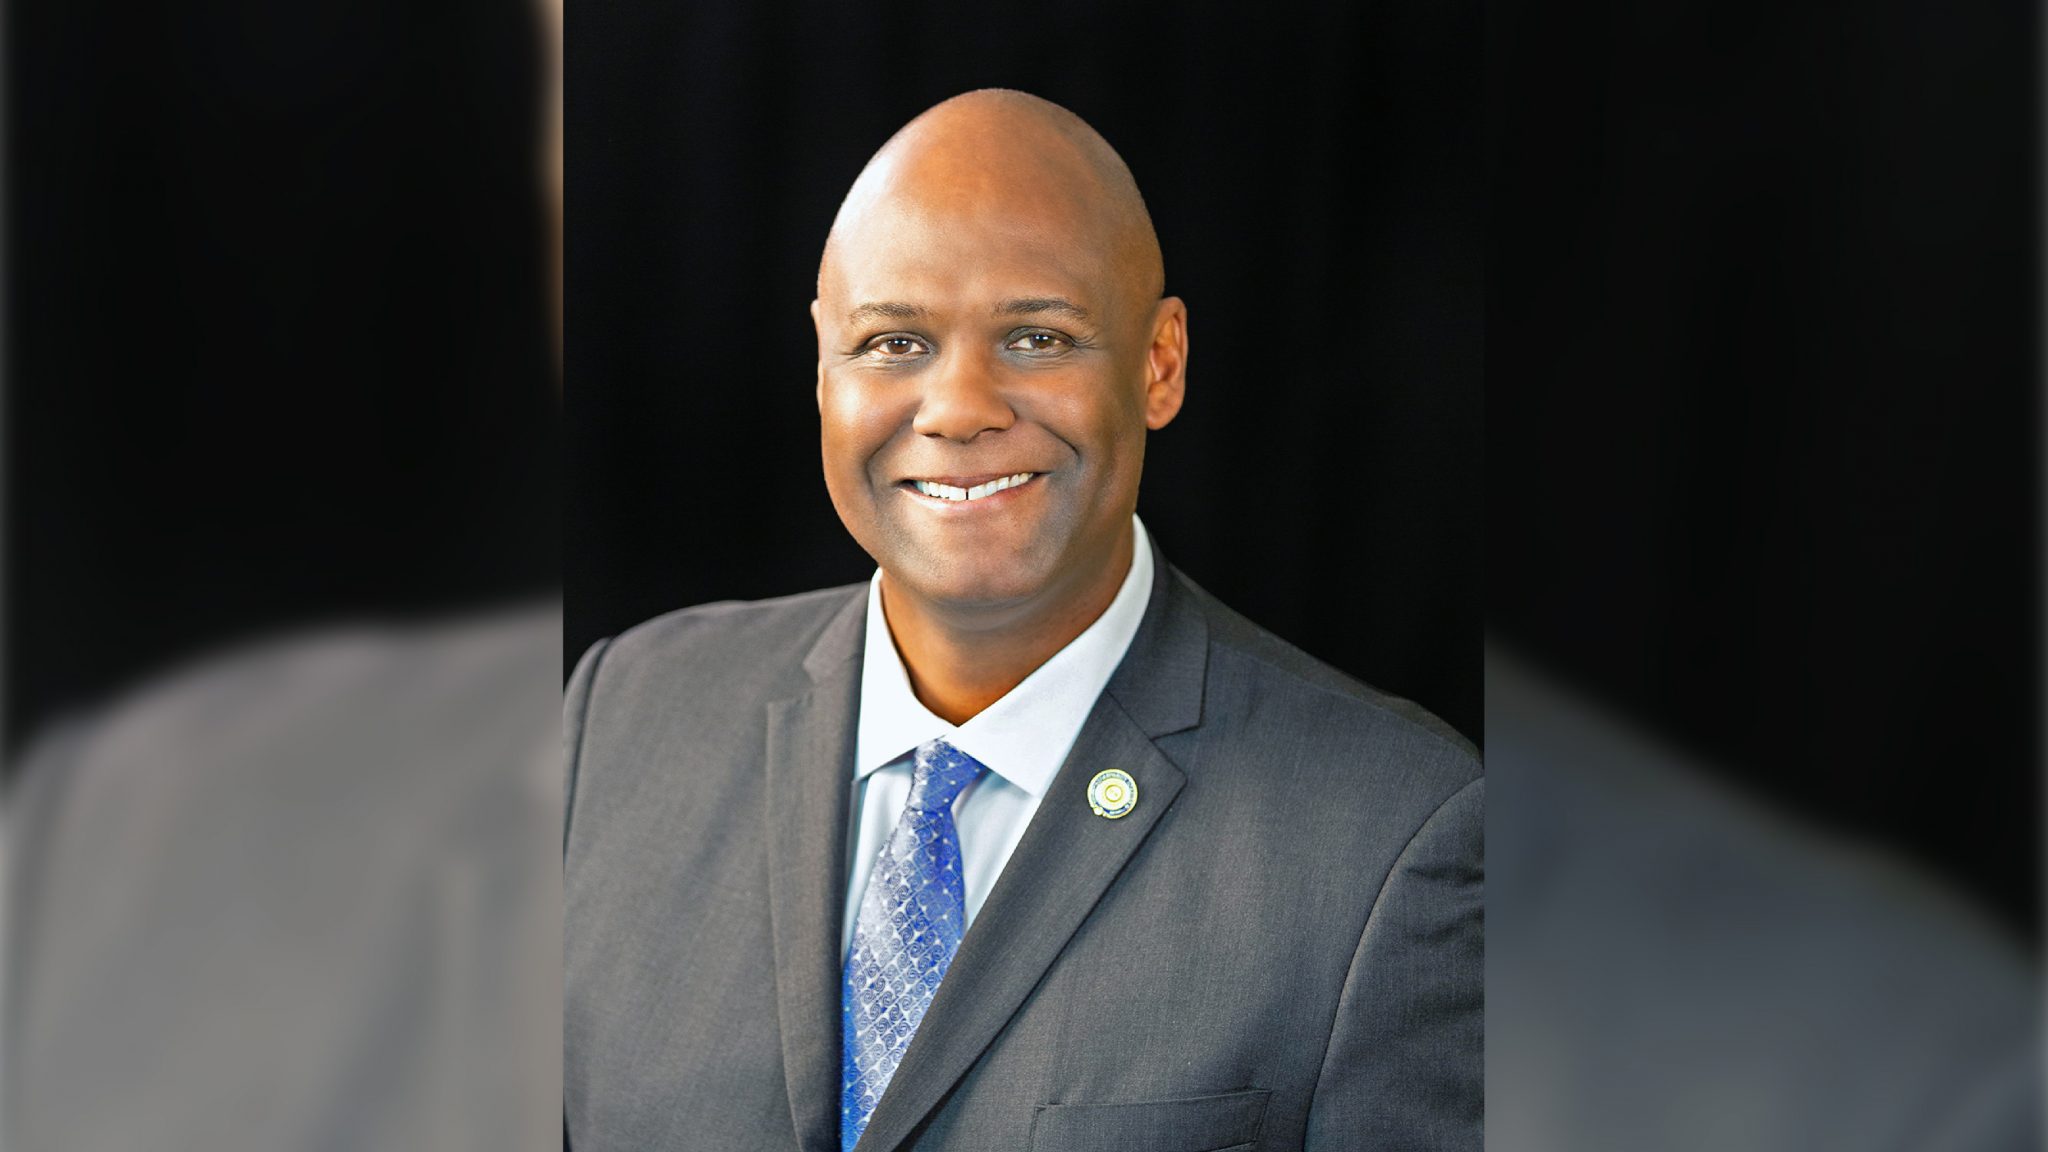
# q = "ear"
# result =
<box><xmin>810</xmin><ymin>298</ymin><xmax>826</xmax><ymax>411</ymax></box>
<box><xmin>1142</xmin><ymin>296</ymin><xmax>1188</xmax><ymax>430</ymax></box>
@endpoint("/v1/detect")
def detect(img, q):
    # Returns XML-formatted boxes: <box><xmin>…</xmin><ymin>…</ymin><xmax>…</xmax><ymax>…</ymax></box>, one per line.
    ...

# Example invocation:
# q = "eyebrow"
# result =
<box><xmin>995</xmin><ymin>297</ymin><xmax>1092</xmax><ymax>323</ymax></box>
<box><xmin>845</xmin><ymin>301</ymin><xmax>929</xmax><ymax>327</ymax></box>
<box><xmin>843</xmin><ymin>297</ymin><xmax>1095</xmax><ymax>328</ymax></box>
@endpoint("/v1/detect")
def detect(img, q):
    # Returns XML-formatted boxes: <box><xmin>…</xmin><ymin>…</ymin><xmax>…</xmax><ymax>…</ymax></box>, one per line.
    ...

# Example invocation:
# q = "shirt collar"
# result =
<box><xmin>853</xmin><ymin>515</ymin><xmax>1155</xmax><ymax>798</ymax></box>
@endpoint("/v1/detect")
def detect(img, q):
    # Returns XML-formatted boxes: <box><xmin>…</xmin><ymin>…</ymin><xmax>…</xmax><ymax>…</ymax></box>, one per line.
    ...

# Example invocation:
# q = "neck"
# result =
<box><xmin>881</xmin><ymin>528</ymin><xmax>1137</xmax><ymax>726</ymax></box>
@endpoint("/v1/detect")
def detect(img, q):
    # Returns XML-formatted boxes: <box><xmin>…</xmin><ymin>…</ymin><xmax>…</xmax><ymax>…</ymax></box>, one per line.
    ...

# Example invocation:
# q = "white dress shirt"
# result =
<box><xmin>841</xmin><ymin>515</ymin><xmax>1155</xmax><ymax>957</ymax></box>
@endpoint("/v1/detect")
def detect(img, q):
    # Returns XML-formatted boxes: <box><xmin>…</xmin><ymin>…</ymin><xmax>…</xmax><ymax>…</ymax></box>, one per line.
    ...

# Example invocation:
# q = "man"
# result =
<box><xmin>564</xmin><ymin>90</ymin><xmax>1481</xmax><ymax>1152</ymax></box>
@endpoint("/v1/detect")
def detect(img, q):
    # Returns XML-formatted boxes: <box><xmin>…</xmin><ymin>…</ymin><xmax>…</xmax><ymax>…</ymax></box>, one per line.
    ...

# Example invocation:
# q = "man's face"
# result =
<box><xmin>815</xmin><ymin>181</ymin><xmax>1174</xmax><ymax>615</ymax></box>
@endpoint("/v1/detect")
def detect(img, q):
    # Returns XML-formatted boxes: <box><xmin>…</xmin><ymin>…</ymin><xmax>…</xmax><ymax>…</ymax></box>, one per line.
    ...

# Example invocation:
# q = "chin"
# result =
<box><xmin>892</xmin><ymin>545</ymin><xmax>1059</xmax><ymax>610</ymax></box>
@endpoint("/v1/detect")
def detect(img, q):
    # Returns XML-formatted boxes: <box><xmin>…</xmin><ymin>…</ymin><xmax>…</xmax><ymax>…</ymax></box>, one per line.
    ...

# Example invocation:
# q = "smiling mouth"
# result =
<box><xmin>904</xmin><ymin>472</ymin><xmax>1039</xmax><ymax>503</ymax></box>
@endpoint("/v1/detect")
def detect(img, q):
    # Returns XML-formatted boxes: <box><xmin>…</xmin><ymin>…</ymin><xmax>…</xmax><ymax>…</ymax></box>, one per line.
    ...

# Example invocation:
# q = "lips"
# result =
<box><xmin>902</xmin><ymin>471</ymin><xmax>1039</xmax><ymax>503</ymax></box>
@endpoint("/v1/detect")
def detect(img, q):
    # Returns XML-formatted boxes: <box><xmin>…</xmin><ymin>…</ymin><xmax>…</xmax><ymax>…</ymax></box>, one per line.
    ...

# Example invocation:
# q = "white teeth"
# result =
<box><xmin>912</xmin><ymin>472</ymin><xmax>1035</xmax><ymax>502</ymax></box>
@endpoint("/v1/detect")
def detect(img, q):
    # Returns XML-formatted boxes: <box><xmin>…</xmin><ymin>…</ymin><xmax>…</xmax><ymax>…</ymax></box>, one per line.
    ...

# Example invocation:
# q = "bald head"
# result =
<box><xmin>810</xmin><ymin>90</ymin><xmax>1189</xmax><ymax>649</ymax></box>
<box><xmin>819</xmin><ymin>90</ymin><xmax>1164</xmax><ymax>307</ymax></box>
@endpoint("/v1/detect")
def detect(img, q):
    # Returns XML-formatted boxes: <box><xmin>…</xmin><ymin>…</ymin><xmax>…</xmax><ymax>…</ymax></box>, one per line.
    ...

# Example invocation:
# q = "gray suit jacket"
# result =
<box><xmin>564</xmin><ymin>547</ymin><xmax>1482</xmax><ymax>1152</ymax></box>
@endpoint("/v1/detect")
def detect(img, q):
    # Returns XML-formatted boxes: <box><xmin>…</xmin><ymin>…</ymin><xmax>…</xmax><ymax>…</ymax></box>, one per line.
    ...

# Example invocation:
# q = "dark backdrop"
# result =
<box><xmin>1488</xmin><ymin>0</ymin><xmax>2039</xmax><ymax>936</ymax></box>
<box><xmin>5</xmin><ymin>0</ymin><xmax>560</xmax><ymax>753</ymax></box>
<box><xmin>566</xmin><ymin>1</ymin><xmax>1484</xmax><ymax>742</ymax></box>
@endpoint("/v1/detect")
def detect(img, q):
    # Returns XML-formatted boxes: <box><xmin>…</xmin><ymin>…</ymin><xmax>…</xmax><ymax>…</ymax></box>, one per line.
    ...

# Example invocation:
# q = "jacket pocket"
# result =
<box><xmin>1029</xmin><ymin>1087</ymin><xmax>1271</xmax><ymax>1152</ymax></box>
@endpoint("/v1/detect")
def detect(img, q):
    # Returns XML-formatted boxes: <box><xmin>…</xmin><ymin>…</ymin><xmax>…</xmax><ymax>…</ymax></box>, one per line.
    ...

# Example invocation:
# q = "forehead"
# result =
<box><xmin>822</xmin><ymin>201</ymin><xmax>1112</xmax><ymax>318</ymax></box>
<box><xmin>819</xmin><ymin>143</ymin><xmax>1128</xmax><ymax>319</ymax></box>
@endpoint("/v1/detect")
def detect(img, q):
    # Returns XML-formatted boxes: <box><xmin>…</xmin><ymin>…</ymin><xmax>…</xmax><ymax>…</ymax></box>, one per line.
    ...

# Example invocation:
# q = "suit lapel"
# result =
<box><xmin>765</xmin><ymin>593</ymin><xmax>867</xmax><ymax>1152</ymax></box>
<box><xmin>851</xmin><ymin>553</ymin><xmax>1210</xmax><ymax>1152</ymax></box>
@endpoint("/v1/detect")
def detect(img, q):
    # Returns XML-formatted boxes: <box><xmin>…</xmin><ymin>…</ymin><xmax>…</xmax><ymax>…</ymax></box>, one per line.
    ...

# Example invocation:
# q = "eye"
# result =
<box><xmin>1005</xmin><ymin>330</ymin><xmax>1072</xmax><ymax>354</ymax></box>
<box><xmin>861</xmin><ymin>334</ymin><xmax>930</xmax><ymax>361</ymax></box>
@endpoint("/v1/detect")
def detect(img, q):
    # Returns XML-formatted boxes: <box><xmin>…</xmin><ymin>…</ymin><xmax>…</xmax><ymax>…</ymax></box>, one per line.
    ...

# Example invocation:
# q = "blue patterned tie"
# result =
<box><xmin>840</xmin><ymin>738</ymin><xmax>988</xmax><ymax>1152</ymax></box>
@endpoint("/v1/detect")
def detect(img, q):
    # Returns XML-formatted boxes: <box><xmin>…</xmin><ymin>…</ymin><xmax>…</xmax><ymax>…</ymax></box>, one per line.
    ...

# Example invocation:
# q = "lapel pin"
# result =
<box><xmin>1087</xmin><ymin>768</ymin><xmax>1138</xmax><ymax>819</ymax></box>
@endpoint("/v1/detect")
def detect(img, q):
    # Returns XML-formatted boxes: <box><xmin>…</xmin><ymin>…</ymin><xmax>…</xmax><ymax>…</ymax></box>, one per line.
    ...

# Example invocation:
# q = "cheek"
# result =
<box><xmin>819</xmin><ymin>375</ymin><xmax>903</xmax><ymax>487</ymax></box>
<box><xmin>1070</xmin><ymin>383</ymin><xmax>1151</xmax><ymax>507</ymax></box>
<box><xmin>1034</xmin><ymin>375</ymin><xmax>1148</xmax><ymax>468</ymax></box>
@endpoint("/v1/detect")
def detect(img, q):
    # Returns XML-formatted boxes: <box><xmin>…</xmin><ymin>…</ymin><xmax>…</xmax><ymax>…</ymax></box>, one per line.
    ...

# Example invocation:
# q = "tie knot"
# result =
<box><xmin>907</xmin><ymin>739</ymin><xmax>987</xmax><ymax>813</ymax></box>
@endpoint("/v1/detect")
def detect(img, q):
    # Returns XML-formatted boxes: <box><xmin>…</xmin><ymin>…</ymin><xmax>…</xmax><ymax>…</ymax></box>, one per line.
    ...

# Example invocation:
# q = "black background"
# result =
<box><xmin>1488</xmin><ymin>0</ymin><xmax>2040</xmax><ymax>936</ymax></box>
<box><xmin>566</xmin><ymin>1</ymin><xmax>1485</xmax><ymax>744</ymax></box>
<box><xmin>5</xmin><ymin>0</ymin><xmax>560</xmax><ymax>750</ymax></box>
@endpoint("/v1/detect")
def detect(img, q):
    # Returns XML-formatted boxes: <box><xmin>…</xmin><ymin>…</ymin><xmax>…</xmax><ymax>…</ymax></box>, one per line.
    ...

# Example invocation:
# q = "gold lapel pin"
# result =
<box><xmin>1087</xmin><ymin>769</ymin><xmax>1138</xmax><ymax>819</ymax></box>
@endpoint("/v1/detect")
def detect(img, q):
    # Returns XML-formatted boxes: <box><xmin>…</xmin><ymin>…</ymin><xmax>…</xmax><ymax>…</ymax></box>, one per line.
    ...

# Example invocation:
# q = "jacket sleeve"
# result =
<box><xmin>1305</xmin><ymin>775</ymin><xmax>1484</xmax><ymax>1151</ymax></box>
<box><xmin>562</xmin><ymin>635</ymin><xmax>612</xmax><ymax>858</ymax></box>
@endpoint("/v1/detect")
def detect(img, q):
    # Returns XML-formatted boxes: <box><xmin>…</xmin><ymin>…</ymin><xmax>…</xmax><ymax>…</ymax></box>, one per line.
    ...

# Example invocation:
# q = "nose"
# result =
<box><xmin>911</xmin><ymin>350</ymin><xmax>1015</xmax><ymax>442</ymax></box>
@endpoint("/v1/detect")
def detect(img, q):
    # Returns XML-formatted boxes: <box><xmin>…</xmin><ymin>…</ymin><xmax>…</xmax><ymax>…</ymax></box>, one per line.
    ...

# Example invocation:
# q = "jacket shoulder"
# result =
<box><xmin>563</xmin><ymin>584</ymin><xmax>866</xmax><ymax>842</ymax></box>
<box><xmin>1174</xmin><ymin>570</ymin><xmax>1480</xmax><ymax>788</ymax></box>
<box><xmin>582</xmin><ymin>582</ymin><xmax>865</xmax><ymax>687</ymax></box>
